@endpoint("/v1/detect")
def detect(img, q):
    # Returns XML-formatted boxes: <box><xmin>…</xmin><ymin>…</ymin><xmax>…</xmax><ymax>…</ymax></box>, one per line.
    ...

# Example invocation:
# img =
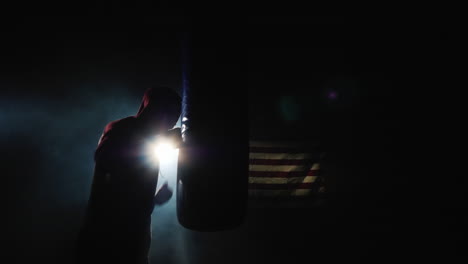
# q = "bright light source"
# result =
<box><xmin>143</xmin><ymin>137</ymin><xmax>180</xmax><ymax>193</ymax></box>
<box><xmin>154</xmin><ymin>141</ymin><xmax>176</xmax><ymax>160</ymax></box>
<box><xmin>147</xmin><ymin>138</ymin><xmax>179</xmax><ymax>165</ymax></box>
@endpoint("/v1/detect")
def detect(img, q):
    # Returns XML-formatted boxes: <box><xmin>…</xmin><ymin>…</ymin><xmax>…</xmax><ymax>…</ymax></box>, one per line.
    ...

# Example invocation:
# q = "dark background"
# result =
<box><xmin>1</xmin><ymin>11</ymin><xmax>463</xmax><ymax>263</ymax></box>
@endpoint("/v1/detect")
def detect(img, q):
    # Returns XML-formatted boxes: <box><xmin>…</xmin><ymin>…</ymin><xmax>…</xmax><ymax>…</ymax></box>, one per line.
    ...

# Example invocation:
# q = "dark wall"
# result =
<box><xmin>1</xmin><ymin>12</ymin><xmax>462</xmax><ymax>263</ymax></box>
<box><xmin>1</xmin><ymin>17</ymin><xmax>183</xmax><ymax>262</ymax></box>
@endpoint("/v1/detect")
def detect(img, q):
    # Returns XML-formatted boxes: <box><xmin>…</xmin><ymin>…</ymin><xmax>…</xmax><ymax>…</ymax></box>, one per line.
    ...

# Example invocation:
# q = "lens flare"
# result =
<box><xmin>154</xmin><ymin>142</ymin><xmax>176</xmax><ymax>160</ymax></box>
<box><xmin>148</xmin><ymin>138</ymin><xmax>179</xmax><ymax>164</ymax></box>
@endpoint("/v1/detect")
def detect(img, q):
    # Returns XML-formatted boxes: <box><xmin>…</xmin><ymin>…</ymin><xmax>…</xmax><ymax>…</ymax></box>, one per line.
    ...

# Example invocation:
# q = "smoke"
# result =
<box><xmin>0</xmin><ymin>31</ymin><xmax>248</xmax><ymax>261</ymax></box>
<box><xmin>0</xmin><ymin>84</ymin><xmax>248</xmax><ymax>264</ymax></box>
<box><xmin>0</xmin><ymin>85</ymin><xmax>143</xmax><ymax>261</ymax></box>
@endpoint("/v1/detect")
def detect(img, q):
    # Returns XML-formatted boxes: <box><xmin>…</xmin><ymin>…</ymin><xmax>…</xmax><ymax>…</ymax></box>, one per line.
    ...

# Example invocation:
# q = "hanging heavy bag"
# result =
<box><xmin>176</xmin><ymin>32</ymin><xmax>249</xmax><ymax>231</ymax></box>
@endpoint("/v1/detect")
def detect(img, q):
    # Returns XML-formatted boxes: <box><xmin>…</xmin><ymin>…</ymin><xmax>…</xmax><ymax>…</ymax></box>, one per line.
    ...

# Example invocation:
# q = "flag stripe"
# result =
<box><xmin>249</xmin><ymin>183</ymin><xmax>315</xmax><ymax>190</ymax></box>
<box><xmin>249</xmin><ymin>165</ymin><xmax>312</xmax><ymax>172</ymax></box>
<box><xmin>250</xmin><ymin>147</ymin><xmax>312</xmax><ymax>153</ymax></box>
<box><xmin>250</xmin><ymin>141</ymin><xmax>319</xmax><ymax>148</ymax></box>
<box><xmin>249</xmin><ymin>153</ymin><xmax>315</xmax><ymax>160</ymax></box>
<box><xmin>248</xmin><ymin>141</ymin><xmax>324</xmax><ymax>198</ymax></box>
<box><xmin>249</xmin><ymin>159</ymin><xmax>316</xmax><ymax>165</ymax></box>
<box><xmin>248</xmin><ymin>189</ymin><xmax>313</xmax><ymax>196</ymax></box>
<box><xmin>249</xmin><ymin>169</ymin><xmax>320</xmax><ymax>178</ymax></box>
<box><xmin>249</xmin><ymin>176</ymin><xmax>318</xmax><ymax>184</ymax></box>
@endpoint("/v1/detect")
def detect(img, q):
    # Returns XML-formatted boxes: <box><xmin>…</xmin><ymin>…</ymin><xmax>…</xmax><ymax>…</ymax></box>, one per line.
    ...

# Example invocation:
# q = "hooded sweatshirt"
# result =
<box><xmin>77</xmin><ymin>87</ymin><xmax>181</xmax><ymax>263</ymax></box>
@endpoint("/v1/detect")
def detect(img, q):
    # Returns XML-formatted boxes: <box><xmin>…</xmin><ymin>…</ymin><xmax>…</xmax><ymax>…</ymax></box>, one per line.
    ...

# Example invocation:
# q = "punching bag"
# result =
<box><xmin>176</xmin><ymin>33</ymin><xmax>248</xmax><ymax>231</ymax></box>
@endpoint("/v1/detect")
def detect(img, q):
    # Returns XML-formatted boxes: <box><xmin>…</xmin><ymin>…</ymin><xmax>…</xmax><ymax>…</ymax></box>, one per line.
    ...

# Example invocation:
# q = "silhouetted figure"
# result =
<box><xmin>76</xmin><ymin>87</ymin><xmax>181</xmax><ymax>264</ymax></box>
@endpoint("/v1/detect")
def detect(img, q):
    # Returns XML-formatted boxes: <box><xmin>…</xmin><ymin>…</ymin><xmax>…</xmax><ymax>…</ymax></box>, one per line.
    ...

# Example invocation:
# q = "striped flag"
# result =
<box><xmin>248</xmin><ymin>141</ymin><xmax>325</xmax><ymax>197</ymax></box>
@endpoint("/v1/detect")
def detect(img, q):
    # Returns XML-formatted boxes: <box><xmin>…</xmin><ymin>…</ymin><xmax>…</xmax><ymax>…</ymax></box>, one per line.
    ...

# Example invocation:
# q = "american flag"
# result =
<box><xmin>248</xmin><ymin>141</ymin><xmax>325</xmax><ymax>197</ymax></box>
